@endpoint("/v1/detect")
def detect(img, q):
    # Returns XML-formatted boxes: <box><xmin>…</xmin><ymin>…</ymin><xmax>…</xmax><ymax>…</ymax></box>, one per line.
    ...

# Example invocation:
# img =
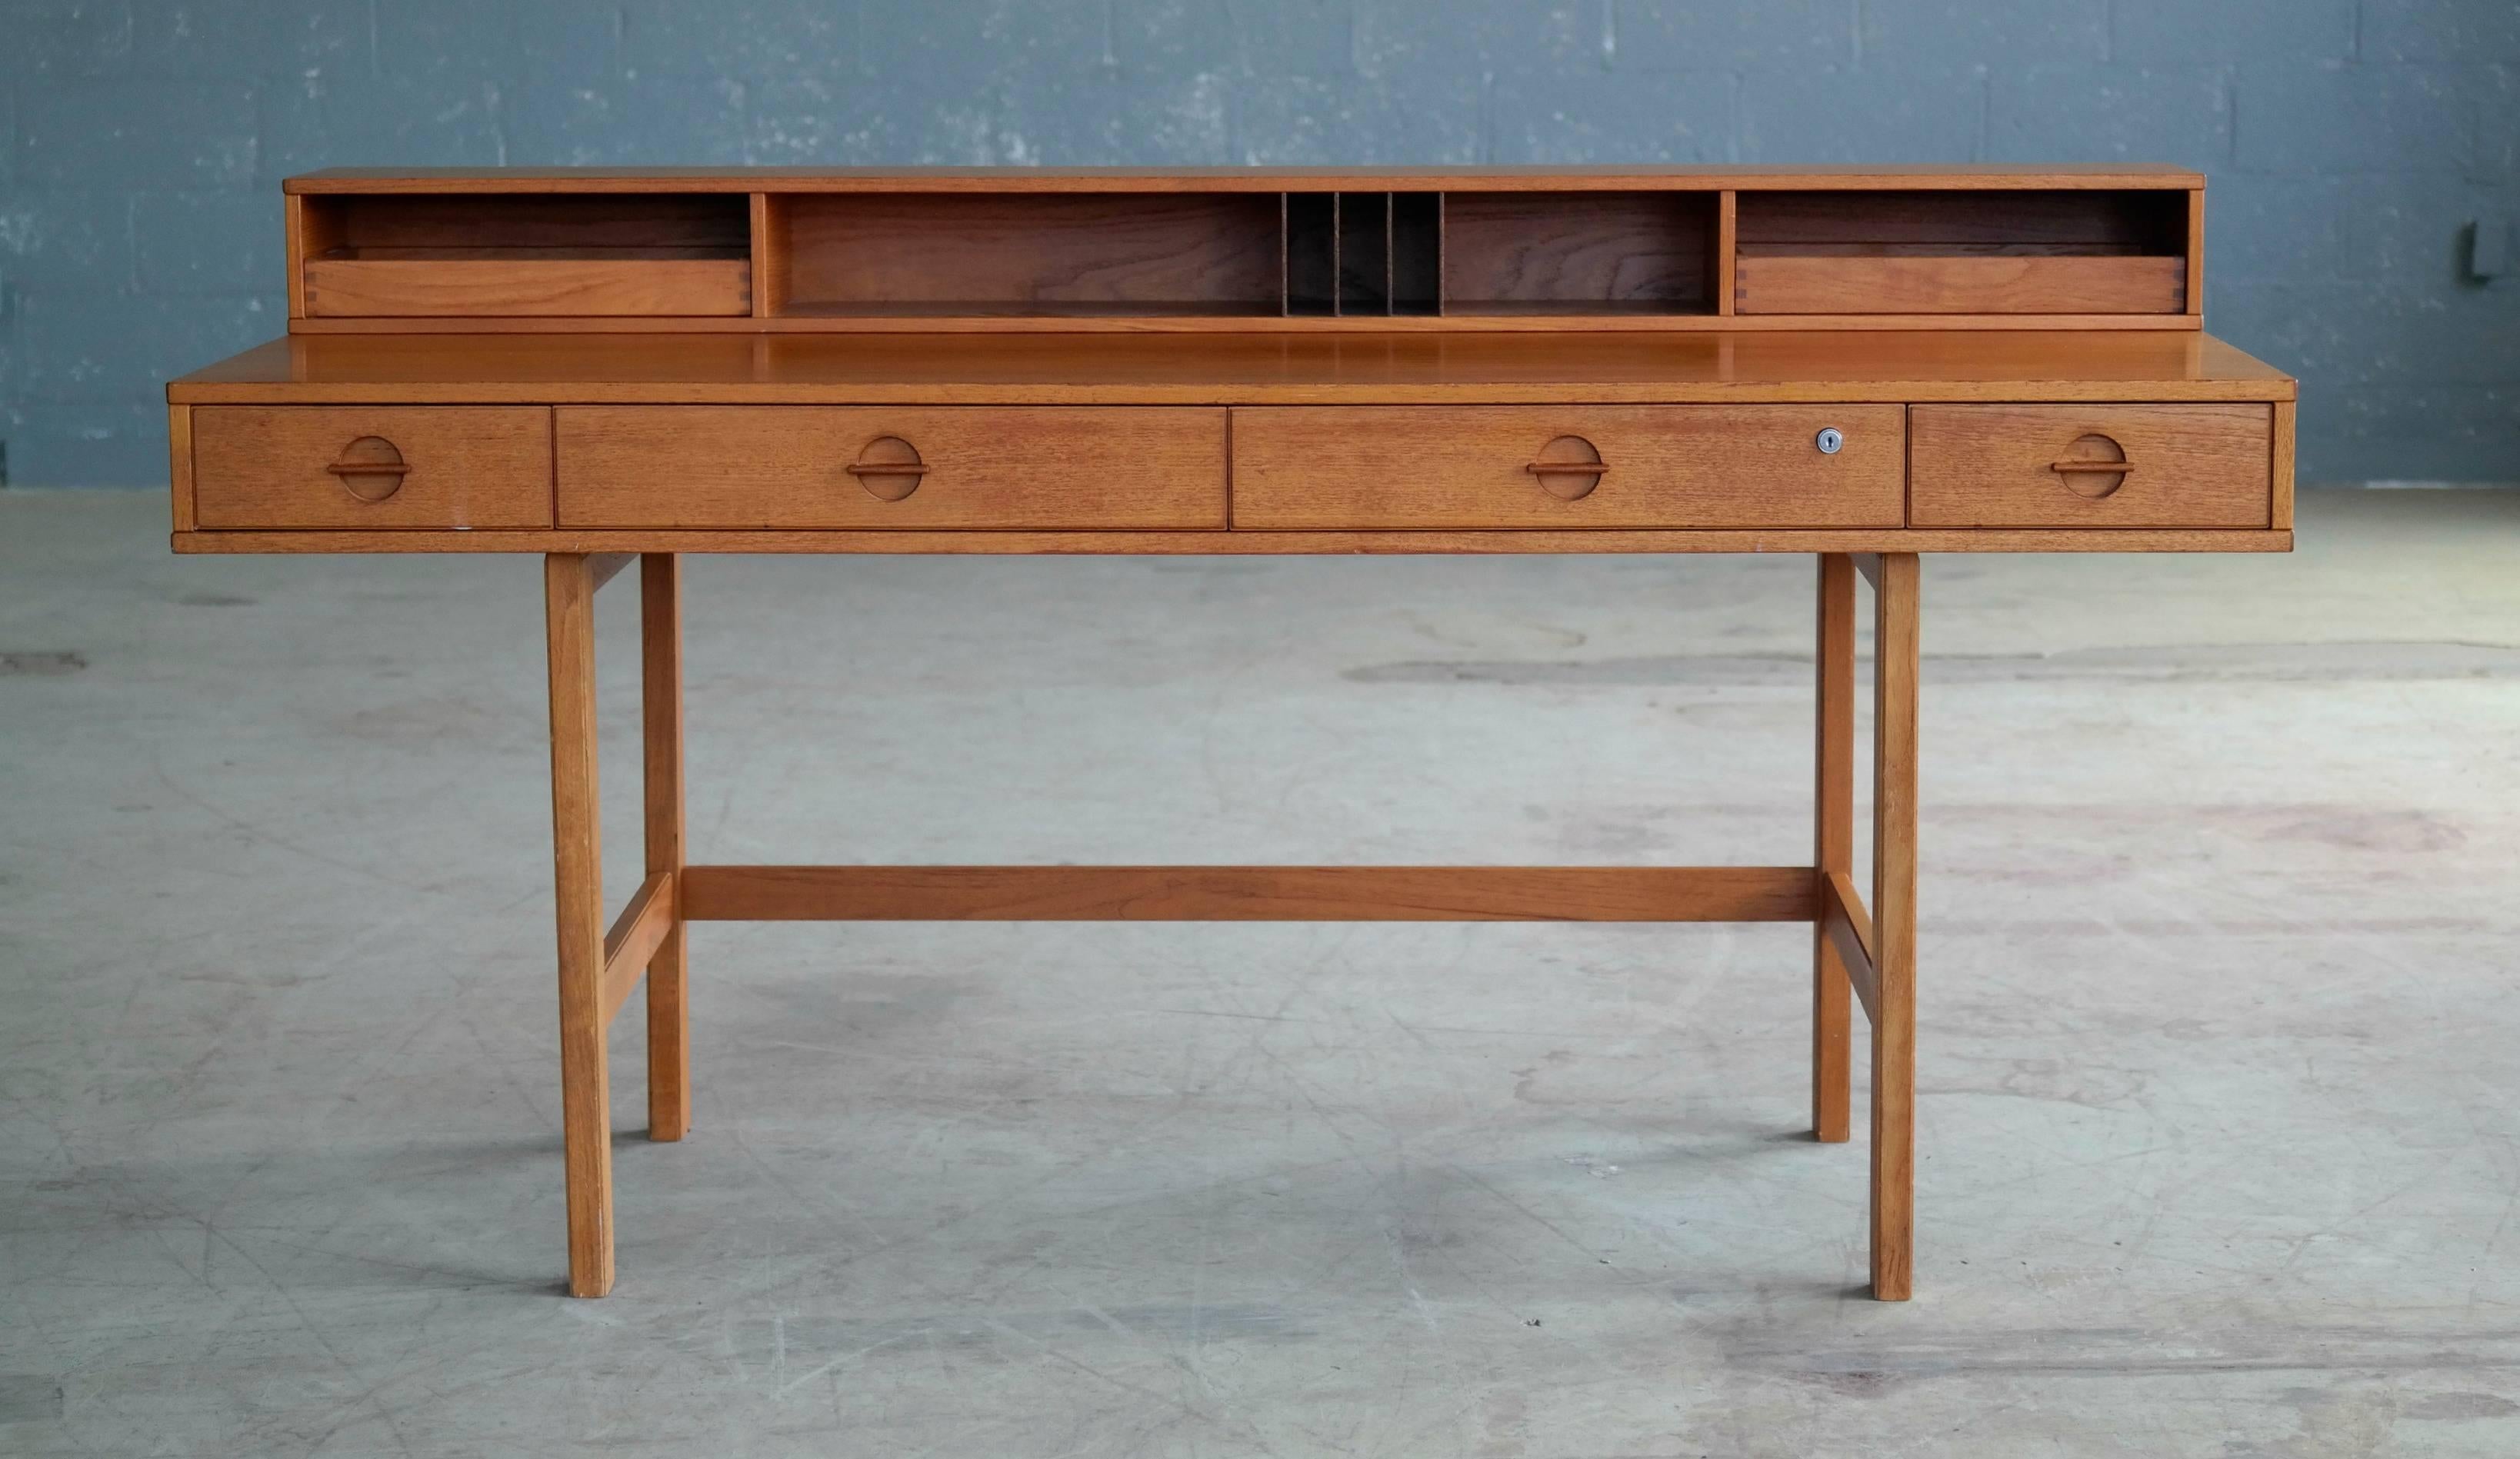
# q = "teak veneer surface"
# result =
<box><xmin>286</xmin><ymin>165</ymin><xmax>2205</xmax><ymax>193</ymax></box>
<box><xmin>1232</xmin><ymin>405</ymin><xmax>1905</xmax><ymax>529</ymax></box>
<box><xmin>170</xmin><ymin>330</ymin><xmax>2293</xmax><ymax>405</ymax></box>
<box><xmin>556</xmin><ymin>405</ymin><xmax>1228</xmax><ymax>529</ymax></box>
<box><xmin>1910</xmin><ymin>403</ymin><xmax>2276</xmax><ymax>528</ymax></box>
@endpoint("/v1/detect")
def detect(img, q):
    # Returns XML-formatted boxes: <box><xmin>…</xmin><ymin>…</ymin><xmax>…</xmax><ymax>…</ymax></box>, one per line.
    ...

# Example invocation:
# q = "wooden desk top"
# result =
<box><xmin>172</xmin><ymin>330</ymin><xmax>2292</xmax><ymax>408</ymax></box>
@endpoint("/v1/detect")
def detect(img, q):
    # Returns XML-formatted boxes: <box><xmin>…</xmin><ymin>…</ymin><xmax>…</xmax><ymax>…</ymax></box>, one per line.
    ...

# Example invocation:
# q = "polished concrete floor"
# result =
<box><xmin>3</xmin><ymin>488</ymin><xmax>2518</xmax><ymax>1456</ymax></box>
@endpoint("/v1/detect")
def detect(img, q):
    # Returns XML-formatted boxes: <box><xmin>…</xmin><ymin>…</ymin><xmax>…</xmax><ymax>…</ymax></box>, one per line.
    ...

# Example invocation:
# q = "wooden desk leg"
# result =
<box><xmin>642</xmin><ymin>554</ymin><xmax>690</xmax><ymax>1142</ymax></box>
<box><xmin>1870</xmin><ymin>552</ymin><xmax>1920</xmax><ymax>1301</ymax></box>
<box><xmin>545</xmin><ymin>554</ymin><xmax>615</xmax><ymax>1297</ymax></box>
<box><xmin>1812</xmin><ymin>555</ymin><xmax>1855</xmax><ymax>1143</ymax></box>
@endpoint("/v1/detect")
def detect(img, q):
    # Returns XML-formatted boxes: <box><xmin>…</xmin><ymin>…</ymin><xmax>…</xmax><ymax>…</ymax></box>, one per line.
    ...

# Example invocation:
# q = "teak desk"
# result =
<box><xmin>166</xmin><ymin>166</ymin><xmax>2296</xmax><ymax>1301</ymax></box>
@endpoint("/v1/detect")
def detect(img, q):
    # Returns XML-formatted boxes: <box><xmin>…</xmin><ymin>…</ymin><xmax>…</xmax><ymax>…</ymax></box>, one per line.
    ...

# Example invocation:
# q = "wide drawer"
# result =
<box><xmin>1230</xmin><ymin>405</ymin><xmax>1906</xmax><ymax>530</ymax></box>
<box><xmin>556</xmin><ymin>407</ymin><xmax>1228</xmax><ymax>529</ymax></box>
<box><xmin>192</xmin><ymin>406</ymin><xmax>553</xmax><ymax>529</ymax></box>
<box><xmin>1909</xmin><ymin>404</ymin><xmax>2272</xmax><ymax>528</ymax></box>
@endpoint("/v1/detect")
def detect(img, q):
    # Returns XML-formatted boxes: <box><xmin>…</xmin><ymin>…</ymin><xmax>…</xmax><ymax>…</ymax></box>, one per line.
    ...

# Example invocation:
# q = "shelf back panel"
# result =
<box><xmin>778</xmin><ymin>192</ymin><xmax>1285</xmax><ymax>313</ymax></box>
<box><xmin>1444</xmin><ymin>192</ymin><xmax>1718</xmax><ymax>315</ymax></box>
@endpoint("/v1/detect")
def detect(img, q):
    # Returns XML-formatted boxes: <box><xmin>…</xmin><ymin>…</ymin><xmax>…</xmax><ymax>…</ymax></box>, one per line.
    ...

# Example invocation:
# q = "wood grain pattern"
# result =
<box><xmin>599</xmin><ymin>871</ymin><xmax>675</xmax><ymax>1025</ymax></box>
<box><xmin>2271</xmin><ymin>399</ymin><xmax>2297</xmax><ymax>531</ymax></box>
<box><xmin>1819</xmin><ymin>871</ymin><xmax>1878</xmax><ymax>1027</ymax></box>
<box><xmin>749</xmin><ymin>192</ymin><xmax>785</xmax><ymax>318</ymax></box>
<box><xmin>544</xmin><ymin>554</ymin><xmax>613</xmax><ymax>1299</ymax></box>
<box><xmin>287</xmin><ymin>310</ymin><xmax>2203</xmax><ymax>335</ymax></box>
<box><xmin>781</xmin><ymin>192</ymin><xmax>1281</xmax><ymax>311</ymax></box>
<box><xmin>1737</xmin><ymin>253</ymin><xmax>2185</xmax><ymax>315</ymax></box>
<box><xmin>678</xmin><ymin>865</ymin><xmax>1819</xmax><ymax>924</ymax></box>
<box><xmin>555</xmin><ymin>406</ymin><xmax>1228</xmax><ymax>529</ymax></box>
<box><xmin>1870</xmin><ymin>553</ymin><xmax>1919</xmax><ymax>1303</ymax></box>
<box><xmin>171</xmin><ymin>527</ymin><xmax>2295</xmax><ymax>556</ymax></box>
<box><xmin>1233</xmin><ymin>405</ymin><xmax>1904</xmax><ymax>530</ymax></box>
<box><xmin>640</xmin><ymin>554</ymin><xmax>689</xmax><ymax>1142</ymax></box>
<box><xmin>167</xmin><ymin>405</ymin><xmax>195</xmax><ymax>532</ymax></box>
<box><xmin>1813</xmin><ymin>555</ymin><xmax>1855</xmax><ymax>1143</ymax></box>
<box><xmin>169</xmin><ymin>331</ymin><xmax>2295</xmax><ymax>405</ymax></box>
<box><xmin>1444</xmin><ymin>192</ymin><xmax>1715</xmax><ymax>311</ymax></box>
<box><xmin>1909</xmin><ymin>403</ymin><xmax>2272</xmax><ymax>528</ymax></box>
<box><xmin>1716</xmin><ymin>191</ymin><xmax>1738</xmax><ymax>316</ymax></box>
<box><xmin>2185</xmin><ymin>188</ymin><xmax>2206</xmax><ymax>318</ymax></box>
<box><xmin>286</xmin><ymin>194</ymin><xmax>342</xmax><ymax>319</ymax></box>
<box><xmin>305</xmin><ymin>258</ymin><xmax>751</xmax><ymax>317</ymax></box>
<box><xmin>191</xmin><ymin>406</ymin><xmax>552</xmax><ymax>529</ymax></box>
<box><xmin>286</xmin><ymin>165</ymin><xmax>2208</xmax><ymax>194</ymax></box>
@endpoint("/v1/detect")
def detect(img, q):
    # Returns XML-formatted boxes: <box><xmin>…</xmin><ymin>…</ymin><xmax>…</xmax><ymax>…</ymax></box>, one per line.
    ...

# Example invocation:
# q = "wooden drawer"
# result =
<box><xmin>192</xmin><ymin>407</ymin><xmax>553</xmax><ymax>529</ymax></box>
<box><xmin>1909</xmin><ymin>405</ymin><xmax>2272</xmax><ymax>528</ymax></box>
<box><xmin>1231</xmin><ymin>405</ymin><xmax>1906</xmax><ymax>530</ymax></box>
<box><xmin>556</xmin><ymin>407</ymin><xmax>1228</xmax><ymax>529</ymax></box>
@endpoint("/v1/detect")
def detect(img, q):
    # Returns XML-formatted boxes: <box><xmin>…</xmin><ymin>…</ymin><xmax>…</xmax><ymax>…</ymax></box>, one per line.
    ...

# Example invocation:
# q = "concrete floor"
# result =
<box><xmin>3</xmin><ymin>488</ymin><xmax>2518</xmax><ymax>1456</ymax></box>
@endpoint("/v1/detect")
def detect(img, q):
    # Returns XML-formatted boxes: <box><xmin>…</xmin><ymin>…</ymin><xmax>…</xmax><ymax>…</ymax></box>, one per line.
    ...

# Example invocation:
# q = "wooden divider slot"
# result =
<box><xmin>1338</xmin><ymin>193</ymin><xmax>1390</xmax><ymax>315</ymax></box>
<box><xmin>1391</xmin><ymin>192</ymin><xmax>1442</xmax><ymax>315</ymax></box>
<box><xmin>1284</xmin><ymin>192</ymin><xmax>1338</xmax><ymax>316</ymax></box>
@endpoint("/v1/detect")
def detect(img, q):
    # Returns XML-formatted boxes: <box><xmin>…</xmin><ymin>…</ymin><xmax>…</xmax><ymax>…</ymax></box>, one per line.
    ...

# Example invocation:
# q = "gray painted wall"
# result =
<box><xmin>2</xmin><ymin>1</ymin><xmax>2513</xmax><ymax>486</ymax></box>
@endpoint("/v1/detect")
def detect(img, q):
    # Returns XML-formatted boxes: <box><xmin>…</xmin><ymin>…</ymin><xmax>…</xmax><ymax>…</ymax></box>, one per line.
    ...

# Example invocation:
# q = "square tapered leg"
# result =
<box><xmin>1868</xmin><ymin>552</ymin><xmax>1920</xmax><ymax>1301</ymax></box>
<box><xmin>641</xmin><ymin>554</ymin><xmax>690</xmax><ymax>1141</ymax></box>
<box><xmin>1813</xmin><ymin>554</ymin><xmax>1856</xmax><ymax>1143</ymax></box>
<box><xmin>546</xmin><ymin>554</ymin><xmax>614</xmax><ymax>1298</ymax></box>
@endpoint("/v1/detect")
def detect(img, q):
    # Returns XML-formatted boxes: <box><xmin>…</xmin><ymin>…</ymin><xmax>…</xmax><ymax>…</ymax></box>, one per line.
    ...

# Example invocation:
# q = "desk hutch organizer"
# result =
<box><xmin>168</xmin><ymin>166</ymin><xmax>2295</xmax><ymax>1300</ymax></box>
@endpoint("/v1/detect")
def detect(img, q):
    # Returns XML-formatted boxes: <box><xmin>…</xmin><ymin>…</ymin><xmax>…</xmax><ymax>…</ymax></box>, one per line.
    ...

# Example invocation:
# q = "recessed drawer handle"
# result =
<box><xmin>1524</xmin><ymin>435</ymin><xmax>1608</xmax><ymax>501</ymax></box>
<box><xmin>2048</xmin><ymin>460</ymin><xmax>2136</xmax><ymax>478</ymax></box>
<box><xmin>845</xmin><ymin>436</ymin><xmax>928</xmax><ymax>501</ymax></box>
<box><xmin>322</xmin><ymin>436</ymin><xmax>412</xmax><ymax>503</ymax></box>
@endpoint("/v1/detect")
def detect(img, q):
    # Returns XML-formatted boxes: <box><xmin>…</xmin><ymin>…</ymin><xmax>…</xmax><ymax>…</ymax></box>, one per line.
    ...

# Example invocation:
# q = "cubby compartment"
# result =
<box><xmin>298</xmin><ymin>194</ymin><xmax>753</xmax><ymax>317</ymax></box>
<box><xmin>278</xmin><ymin>170</ymin><xmax>2209</xmax><ymax>331</ymax></box>
<box><xmin>772</xmin><ymin>192</ymin><xmax>1283</xmax><ymax>318</ymax></box>
<box><xmin>1733</xmin><ymin>189</ymin><xmax>2190</xmax><ymax>315</ymax></box>
<box><xmin>1444</xmin><ymin>192</ymin><xmax>1719</xmax><ymax>316</ymax></box>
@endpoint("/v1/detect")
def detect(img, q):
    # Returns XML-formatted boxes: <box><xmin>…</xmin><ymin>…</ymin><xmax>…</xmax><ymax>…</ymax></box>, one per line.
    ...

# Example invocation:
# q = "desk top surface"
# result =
<box><xmin>174</xmin><ymin>330</ymin><xmax>2293</xmax><ymax>406</ymax></box>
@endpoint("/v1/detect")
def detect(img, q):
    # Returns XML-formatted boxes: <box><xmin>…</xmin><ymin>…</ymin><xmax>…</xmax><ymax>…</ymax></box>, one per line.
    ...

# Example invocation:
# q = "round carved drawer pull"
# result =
<box><xmin>2049</xmin><ymin>434</ymin><xmax>2133</xmax><ymax>500</ymax></box>
<box><xmin>844</xmin><ymin>435</ymin><xmax>928</xmax><ymax>501</ymax></box>
<box><xmin>322</xmin><ymin>436</ymin><xmax>411</xmax><ymax>503</ymax></box>
<box><xmin>1525</xmin><ymin>435</ymin><xmax>1608</xmax><ymax>501</ymax></box>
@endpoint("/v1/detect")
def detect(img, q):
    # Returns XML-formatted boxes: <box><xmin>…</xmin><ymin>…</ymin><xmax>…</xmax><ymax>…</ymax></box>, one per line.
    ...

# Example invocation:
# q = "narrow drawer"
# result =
<box><xmin>1909</xmin><ymin>405</ymin><xmax>2272</xmax><ymax>528</ymax></box>
<box><xmin>1231</xmin><ymin>405</ymin><xmax>1906</xmax><ymax>530</ymax></box>
<box><xmin>192</xmin><ymin>407</ymin><xmax>553</xmax><ymax>529</ymax></box>
<box><xmin>556</xmin><ymin>407</ymin><xmax>1228</xmax><ymax>529</ymax></box>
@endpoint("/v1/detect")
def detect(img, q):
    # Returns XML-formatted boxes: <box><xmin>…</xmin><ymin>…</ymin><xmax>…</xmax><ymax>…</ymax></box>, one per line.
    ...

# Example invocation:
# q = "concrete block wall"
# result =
<box><xmin>2</xmin><ymin>0</ymin><xmax>2513</xmax><ymax>485</ymax></box>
